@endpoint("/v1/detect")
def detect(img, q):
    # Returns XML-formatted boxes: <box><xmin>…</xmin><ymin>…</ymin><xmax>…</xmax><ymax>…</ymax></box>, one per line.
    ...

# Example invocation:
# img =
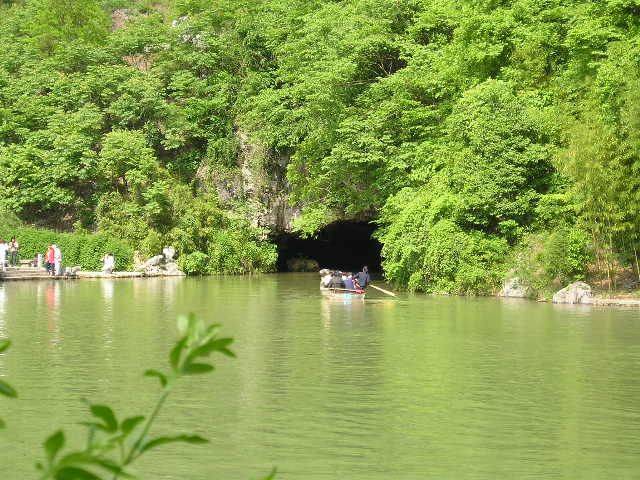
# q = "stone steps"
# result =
<box><xmin>0</xmin><ymin>267</ymin><xmax>53</xmax><ymax>280</ymax></box>
<box><xmin>4</xmin><ymin>268</ymin><xmax>45</xmax><ymax>273</ymax></box>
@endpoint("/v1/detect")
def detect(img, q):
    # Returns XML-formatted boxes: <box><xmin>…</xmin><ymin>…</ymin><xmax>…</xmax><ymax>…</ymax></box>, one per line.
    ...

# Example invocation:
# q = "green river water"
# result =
<box><xmin>0</xmin><ymin>274</ymin><xmax>639</xmax><ymax>479</ymax></box>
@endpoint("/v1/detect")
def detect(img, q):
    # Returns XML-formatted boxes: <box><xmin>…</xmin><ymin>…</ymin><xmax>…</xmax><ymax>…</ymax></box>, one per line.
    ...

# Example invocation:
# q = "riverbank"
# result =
<box><xmin>4</xmin><ymin>268</ymin><xmax>640</xmax><ymax>308</ymax></box>
<box><xmin>0</xmin><ymin>266</ymin><xmax>185</xmax><ymax>281</ymax></box>
<box><xmin>590</xmin><ymin>297</ymin><xmax>640</xmax><ymax>307</ymax></box>
<box><xmin>588</xmin><ymin>288</ymin><xmax>640</xmax><ymax>307</ymax></box>
<box><xmin>500</xmin><ymin>277</ymin><xmax>640</xmax><ymax>307</ymax></box>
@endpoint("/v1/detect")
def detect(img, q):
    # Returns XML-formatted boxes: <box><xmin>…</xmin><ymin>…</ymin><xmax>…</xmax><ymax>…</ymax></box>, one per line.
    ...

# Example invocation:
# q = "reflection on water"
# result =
<box><xmin>0</xmin><ymin>274</ymin><xmax>639</xmax><ymax>479</ymax></box>
<box><xmin>101</xmin><ymin>279</ymin><xmax>114</xmax><ymax>302</ymax></box>
<box><xmin>0</xmin><ymin>285</ymin><xmax>6</xmax><ymax>337</ymax></box>
<box><xmin>45</xmin><ymin>282</ymin><xmax>61</xmax><ymax>347</ymax></box>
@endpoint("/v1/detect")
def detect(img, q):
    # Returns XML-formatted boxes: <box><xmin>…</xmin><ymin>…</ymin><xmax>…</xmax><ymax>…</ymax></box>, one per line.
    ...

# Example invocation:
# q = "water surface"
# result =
<box><xmin>0</xmin><ymin>274</ymin><xmax>639</xmax><ymax>479</ymax></box>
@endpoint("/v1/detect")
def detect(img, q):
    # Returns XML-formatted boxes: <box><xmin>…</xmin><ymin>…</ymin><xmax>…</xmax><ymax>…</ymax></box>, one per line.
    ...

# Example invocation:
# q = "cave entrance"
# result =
<box><xmin>274</xmin><ymin>221</ymin><xmax>382</xmax><ymax>273</ymax></box>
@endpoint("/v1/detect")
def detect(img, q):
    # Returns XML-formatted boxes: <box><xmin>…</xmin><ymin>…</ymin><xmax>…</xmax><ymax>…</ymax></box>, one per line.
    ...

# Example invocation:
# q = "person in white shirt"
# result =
<box><xmin>52</xmin><ymin>244</ymin><xmax>62</xmax><ymax>276</ymax></box>
<box><xmin>8</xmin><ymin>238</ymin><xmax>18</xmax><ymax>267</ymax></box>
<box><xmin>0</xmin><ymin>239</ymin><xmax>7</xmax><ymax>271</ymax></box>
<box><xmin>102</xmin><ymin>253</ymin><xmax>115</xmax><ymax>274</ymax></box>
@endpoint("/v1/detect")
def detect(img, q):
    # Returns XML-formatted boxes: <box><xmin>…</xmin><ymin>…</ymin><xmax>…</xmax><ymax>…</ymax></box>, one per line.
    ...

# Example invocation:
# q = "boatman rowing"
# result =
<box><xmin>354</xmin><ymin>266</ymin><xmax>370</xmax><ymax>289</ymax></box>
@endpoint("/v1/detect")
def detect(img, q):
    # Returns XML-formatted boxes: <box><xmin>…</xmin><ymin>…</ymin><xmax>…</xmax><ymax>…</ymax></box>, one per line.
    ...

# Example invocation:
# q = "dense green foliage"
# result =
<box><xmin>0</xmin><ymin>0</ymin><xmax>277</xmax><ymax>274</ymax></box>
<box><xmin>0</xmin><ymin>223</ymin><xmax>133</xmax><ymax>270</ymax></box>
<box><xmin>2</xmin><ymin>0</ymin><xmax>640</xmax><ymax>289</ymax></box>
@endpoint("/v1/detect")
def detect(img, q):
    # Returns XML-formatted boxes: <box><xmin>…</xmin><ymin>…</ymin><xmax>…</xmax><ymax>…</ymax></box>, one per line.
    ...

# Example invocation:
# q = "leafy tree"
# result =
<box><xmin>3</xmin><ymin>0</ymin><xmax>640</xmax><ymax>289</ymax></box>
<box><xmin>28</xmin><ymin>0</ymin><xmax>110</xmax><ymax>53</ymax></box>
<box><xmin>98</xmin><ymin>129</ymin><xmax>160</xmax><ymax>194</ymax></box>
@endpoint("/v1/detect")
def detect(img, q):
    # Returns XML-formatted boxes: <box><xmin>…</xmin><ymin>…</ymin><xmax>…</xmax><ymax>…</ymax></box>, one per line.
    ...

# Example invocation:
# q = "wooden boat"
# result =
<box><xmin>320</xmin><ymin>286</ymin><xmax>366</xmax><ymax>300</ymax></box>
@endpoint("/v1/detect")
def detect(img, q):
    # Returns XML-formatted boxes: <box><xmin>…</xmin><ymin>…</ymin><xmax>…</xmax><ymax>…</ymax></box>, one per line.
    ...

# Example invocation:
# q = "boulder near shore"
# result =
<box><xmin>552</xmin><ymin>281</ymin><xmax>593</xmax><ymax>304</ymax></box>
<box><xmin>499</xmin><ymin>277</ymin><xmax>532</xmax><ymax>298</ymax></box>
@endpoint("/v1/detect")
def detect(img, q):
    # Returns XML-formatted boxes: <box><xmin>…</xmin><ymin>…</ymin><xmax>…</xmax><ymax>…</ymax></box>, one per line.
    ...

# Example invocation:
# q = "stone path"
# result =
<box><xmin>0</xmin><ymin>266</ymin><xmax>185</xmax><ymax>281</ymax></box>
<box><xmin>0</xmin><ymin>266</ymin><xmax>54</xmax><ymax>281</ymax></box>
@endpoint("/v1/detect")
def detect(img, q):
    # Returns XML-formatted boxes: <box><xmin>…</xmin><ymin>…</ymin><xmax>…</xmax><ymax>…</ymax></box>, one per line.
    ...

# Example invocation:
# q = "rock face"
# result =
<box><xmin>136</xmin><ymin>254</ymin><xmax>163</xmax><ymax>271</ymax></box>
<box><xmin>499</xmin><ymin>277</ymin><xmax>532</xmax><ymax>298</ymax></box>
<box><xmin>111</xmin><ymin>8</ymin><xmax>130</xmax><ymax>31</ymax></box>
<box><xmin>164</xmin><ymin>262</ymin><xmax>182</xmax><ymax>275</ymax></box>
<box><xmin>162</xmin><ymin>246</ymin><xmax>176</xmax><ymax>262</ymax></box>
<box><xmin>195</xmin><ymin>130</ymin><xmax>301</xmax><ymax>233</ymax></box>
<box><xmin>286</xmin><ymin>257</ymin><xmax>320</xmax><ymax>272</ymax></box>
<box><xmin>552</xmin><ymin>281</ymin><xmax>593</xmax><ymax>304</ymax></box>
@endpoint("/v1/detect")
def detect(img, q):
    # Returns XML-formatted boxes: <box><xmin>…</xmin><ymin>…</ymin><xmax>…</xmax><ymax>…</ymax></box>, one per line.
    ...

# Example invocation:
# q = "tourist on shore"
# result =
<box><xmin>53</xmin><ymin>244</ymin><xmax>62</xmax><ymax>276</ymax></box>
<box><xmin>0</xmin><ymin>239</ymin><xmax>7</xmax><ymax>271</ymax></box>
<box><xmin>45</xmin><ymin>245</ymin><xmax>55</xmax><ymax>275</ymax></box>
<box><xmin>8</xmin><ymin>237</ymin><xmax>18</xmax><ymax>267</ymax></box>
<box><xmin>102</xmin><ymin>253</ymin><xmax>115</xmax><ymax>274</ymax></box>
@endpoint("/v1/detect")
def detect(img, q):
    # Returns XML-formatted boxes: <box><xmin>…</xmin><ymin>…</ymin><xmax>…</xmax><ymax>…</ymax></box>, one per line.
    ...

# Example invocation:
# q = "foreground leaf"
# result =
<box><xmin>0</xmin><ymin>379</ymin><xmax>17</xmax><ymax>398</ymax></box>
<box><xmin>57</xmin><ymin>452</ymin><xmax>133</xmax><ymax>478</ymax></box>
<box><xmin>44</xmin><ymin>430</ymin><xmax>65</xmax><ymax>465</ymax></box>
<box><xmin>186</xmin><ymin>338</ymin><xmax>235</xmax><ymax>364</ymax></box>
<box><xmin>260</xmin><ymin>468</ymin><xmax>277</xmax><ymax>480</ymax></box>
<box><xmin>176</xmin><ymin>315</ymin><xmax>189</xmax><ymax>335</ymax></box>
<box><xmin>55</xmin><ymin>466</ymin><xmax>101</xmax><ymax>480</ymax></box>
<box><xmin>169</xmin><ymin>337</ymin><xmax>188</xmax><ymax>371</ymax></box>
<box><xmin>89</xmin><ymin>405</ymin><xmax>118</xmax><ymax>433</ymax></box>
<box><xmin>139</xmin><ymin>434</ymin><xmax>208</xmax><ymax>455</ymax></box>
<box><xmin>181</xmin><ymin>363</ymin><xmax>214</xmax><ymax>375</ymax></box>
<box><xmin>121</xmin><ymin>415</ymin><xmax>145</xmax><ymax>436</ymax></box>
<box><xmin>143</xmin><ymin>369</ymin><xmax>167</xmax><ymax>387</ymax></box>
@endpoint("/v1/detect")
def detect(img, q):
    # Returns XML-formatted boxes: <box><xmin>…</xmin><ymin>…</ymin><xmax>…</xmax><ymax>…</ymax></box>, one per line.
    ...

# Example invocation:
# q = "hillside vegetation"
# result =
<box><xmin>1</xmin><ymin>0</ymin><xmax>639</xmax><ymax>291</ymax></box>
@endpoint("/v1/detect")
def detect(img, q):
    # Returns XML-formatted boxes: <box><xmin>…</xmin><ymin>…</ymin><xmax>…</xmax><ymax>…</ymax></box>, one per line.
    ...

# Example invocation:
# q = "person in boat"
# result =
<box><xmin>354</xmin><ymin>266</ymin><xmax>370</xmax><ymax>289</ymax></box>
<box><xmin>329</xmin><ymin>271</ymin><xmax>344</xmax><ymax>288</ymax></box>
<box><xmin>343</xmin><ymin>273</ymin><xmax>355</xmax><ymax>290</ymax></box>
<box><xmin>321</xmin><ymin>269</ymin><xmax>332</xmax><ymax>287</ymax></box>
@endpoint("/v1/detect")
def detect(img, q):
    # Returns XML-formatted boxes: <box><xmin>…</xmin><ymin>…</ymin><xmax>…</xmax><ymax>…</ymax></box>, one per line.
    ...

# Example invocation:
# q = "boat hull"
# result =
<box><xmin>320</xmin><ymin>287</ymin><xmax>365</xmax><ymax>300</ymax></box>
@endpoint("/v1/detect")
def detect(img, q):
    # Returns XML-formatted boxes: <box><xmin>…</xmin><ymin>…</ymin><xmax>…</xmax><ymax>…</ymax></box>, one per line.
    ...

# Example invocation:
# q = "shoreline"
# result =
<box><xmin>0</xmin><ymin>269</ymin><xmax>185</xmax><ymax>281</ymax></box>
<box><xmin>3</xmin><ymin>270</ymin><xmax>640</xmax><ymax>308</ymax></box>
<box><xmin>501</xmin><ymin>292</ymin><xmax>640</xmax><ymax>308</ymax></box>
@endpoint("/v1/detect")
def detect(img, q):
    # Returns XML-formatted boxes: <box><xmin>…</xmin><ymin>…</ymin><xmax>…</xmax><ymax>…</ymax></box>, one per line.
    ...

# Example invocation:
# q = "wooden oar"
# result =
<box><xmin>368</xmin><ymin>284</ymin><xmax>397</xmax><ymax>297</ymax></box>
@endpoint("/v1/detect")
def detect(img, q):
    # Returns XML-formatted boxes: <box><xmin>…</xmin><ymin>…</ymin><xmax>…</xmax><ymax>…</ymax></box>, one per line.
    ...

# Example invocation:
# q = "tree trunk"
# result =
<box><xmin>634</xmin><ymin>243</ymin><xmax>640</xmax><ymax>284</ymax></box>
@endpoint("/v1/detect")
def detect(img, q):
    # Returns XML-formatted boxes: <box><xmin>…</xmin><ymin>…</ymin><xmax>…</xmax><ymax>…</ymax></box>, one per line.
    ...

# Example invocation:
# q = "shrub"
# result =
<box><xmin>97</xmin><ymin>188</ymin><xmax>277</xmax><ymax>275</ymax></box>
<box><xmin>178</xmin><ymin>251</ymin><xmax>209</xmax><ymax>275</ymax></box>
<box><xmin>378</xmin><ymin>188</ymin><xmax>509</xmax><ymax>294</ymax></box>
<box><xmin>512</xmin><ymin>227</ymin><xmax>592</xmax><ymax>293</ymax></box>
<box><xmin>0</xmin><ymin>226</ymin><xmax>133</xmax><ymax>270</ymax></box>
<box><xmin>401</xmin><ymin>220</ymin><xmax>508</xmax><ymax>294</ymax></box>
<box><xmin>140</xmin><ymin>230</ymin><xmax>163</xmax><ymax>258</ymax></box>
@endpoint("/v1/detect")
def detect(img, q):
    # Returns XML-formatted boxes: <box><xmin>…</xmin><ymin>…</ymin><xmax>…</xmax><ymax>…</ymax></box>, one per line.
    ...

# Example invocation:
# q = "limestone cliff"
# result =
<box><xmin>195</xmin><ymin>130</ymin><xmax>300</xmax><ymax>233</ymax></box>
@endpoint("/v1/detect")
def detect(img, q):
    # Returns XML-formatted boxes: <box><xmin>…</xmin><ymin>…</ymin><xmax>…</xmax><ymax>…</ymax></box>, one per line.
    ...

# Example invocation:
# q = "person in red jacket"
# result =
<box><xmin>45</xmin><ymin>245</ymin><xmax>55</xmax><ymax>275</ymax></box>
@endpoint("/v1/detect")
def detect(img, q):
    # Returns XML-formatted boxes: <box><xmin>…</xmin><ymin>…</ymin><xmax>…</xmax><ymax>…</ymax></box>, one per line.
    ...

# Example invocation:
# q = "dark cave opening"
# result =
<box><xmin>274</xmin><ymin>221</ymin><xmax>382</xmax><ymax>273</ymax></box>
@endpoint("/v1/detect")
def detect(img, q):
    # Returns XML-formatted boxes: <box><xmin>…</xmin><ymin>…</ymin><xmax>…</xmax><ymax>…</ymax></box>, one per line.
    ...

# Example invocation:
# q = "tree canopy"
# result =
<box><xmin>1</xmin><ymin>0</ymin><xmax>639</xmax><ymax>288</ymax></box>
